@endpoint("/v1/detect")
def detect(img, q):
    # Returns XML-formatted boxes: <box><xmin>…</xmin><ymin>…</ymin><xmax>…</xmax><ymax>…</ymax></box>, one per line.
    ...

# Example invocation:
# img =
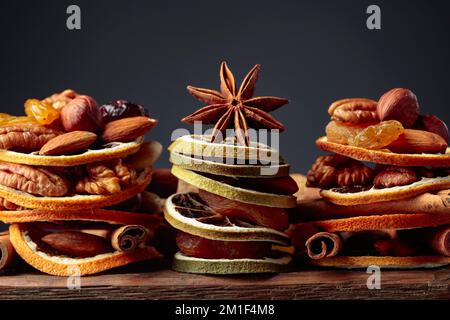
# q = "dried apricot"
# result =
<box><xmin>349</xmin><ymin>120</ymin><xmax>404</xmax><ymax>149</ymax></box>
<box><xmin>25</xmin><ymin>99</ymin><xmax>60</xmax><ymax>125</ymax></box>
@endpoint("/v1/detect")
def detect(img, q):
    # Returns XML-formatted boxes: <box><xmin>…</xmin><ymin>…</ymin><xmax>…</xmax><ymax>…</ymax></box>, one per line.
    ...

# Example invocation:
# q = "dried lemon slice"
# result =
<box><xmin>164</xmin><ymin>192</ymin><xmax>290</xmax><ymax>245</ymax></box>
<box><xmin>168</xmin><ymin>134</ymin><xmax>281</xmax><ymax>163</ymax></box>
<box><xmin>169</xmin><ymin>151</ymin><xmax>290</xmax><ymax>178</ymax></box>
<box><xmin>171</xmin><ymin>166</ymin><xmax>297</xmax><ymax>208</ymax></box>
<box><xmin>172</xmin><ymin>252</ymin><xmax>292</xmax><ymax>274</ymax></box>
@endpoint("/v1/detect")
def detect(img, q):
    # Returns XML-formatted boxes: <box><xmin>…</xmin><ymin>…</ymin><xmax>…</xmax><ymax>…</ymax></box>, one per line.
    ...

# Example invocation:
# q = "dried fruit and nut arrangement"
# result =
<box><xmin>165</xmin><ymin>62</ymin><xmax>297</xmax><ymax>274</ymax></box>
<box><xmin>0</xmin><ymin>89</ymin><xmax>171</xmax><ymax>276</ymax></box>
<box><xmin>308</xmin><ymin>88</ymin><xmax>450</xmax><ymax>201</ymax></box>
<box><xmin>288</xmin><ymin>88</ymin><xmax>450</xmax><ymax>269</ymax></box>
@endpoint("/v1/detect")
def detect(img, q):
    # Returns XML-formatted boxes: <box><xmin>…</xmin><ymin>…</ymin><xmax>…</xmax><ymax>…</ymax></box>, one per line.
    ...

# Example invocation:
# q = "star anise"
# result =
<box><xmin>182</xmin><ymin>62</ymin><xmax>289</xmax><ymax>146</ymax></box>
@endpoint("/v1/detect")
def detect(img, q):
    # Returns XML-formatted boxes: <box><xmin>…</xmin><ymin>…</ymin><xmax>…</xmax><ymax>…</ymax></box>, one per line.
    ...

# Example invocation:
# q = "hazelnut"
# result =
<box><xmin>414</xmin><ymin>114</ymin><xmax>449</xmax><ymax>143</ymax></box>
<box><xmin>377</xmin><ymin>88</ymin><xmax>419</xmax><ymax>128</ymax></box>
<box><xmin>60</xmin><ymin>95</ymin><xmax>103</xmax><ymax>132</ymax></box>
<box><xmin>373</xmin><ymin>166</ymin><xmax>418</xmax><ymax>188</ymax></box>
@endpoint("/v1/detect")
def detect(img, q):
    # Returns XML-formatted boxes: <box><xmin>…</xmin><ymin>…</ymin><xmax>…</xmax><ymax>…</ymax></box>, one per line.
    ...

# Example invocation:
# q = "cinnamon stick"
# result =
<box><xmin>110</xmin><ymin>225</ymin><xmax>149</xmax><ymax>252</ymax></box>
<box><xmin>305</xmin><ymin>232</ymin><xmax>343</xmax><ymax>259</ymax></box>
<box><xmin>293</xmin><ymin>190</ymin><xmax>450</xmax><ymax>223</ymax></box>
<box><xmin>288</xmin><ymin>223</ymin><xmax>343</xmax><ymax>259</ymax></box>
<box><xmin>0</xmin><ymin>232</ymin><xmax>16</xmax><ymax>271</ymax></box>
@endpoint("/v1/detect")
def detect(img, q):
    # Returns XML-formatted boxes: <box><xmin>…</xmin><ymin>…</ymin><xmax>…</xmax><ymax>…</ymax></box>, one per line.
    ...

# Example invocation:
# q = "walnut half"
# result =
<box><xmin>75</xmin><ymin>159</ymin><xmax>137</xmax><ymax>195</ymax></box>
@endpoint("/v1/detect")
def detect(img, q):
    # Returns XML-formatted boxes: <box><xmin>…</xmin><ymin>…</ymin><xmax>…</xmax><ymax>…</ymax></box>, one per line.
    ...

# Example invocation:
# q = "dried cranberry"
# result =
<box><xmin>99</xmin><ymin>100</ymin><xmax>149</xmax><ymax>123</ymax></box>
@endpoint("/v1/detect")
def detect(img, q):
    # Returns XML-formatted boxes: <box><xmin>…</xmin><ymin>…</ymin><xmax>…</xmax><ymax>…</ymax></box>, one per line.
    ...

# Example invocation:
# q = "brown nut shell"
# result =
<box><xmin>101</xmin><ymin>116</ymin><xmax>158</xmax><ymax>143</ymax></box>
<box><xmin>60</xmin><ymin>95</ymin><xmax>103</xmax><ymax>132</ymax></box>
<box><xmin>39</xmin><ymin>131</ymin><xmax>97</xmax><ymax>155</ymax></box>
<box><xmin>387</xmin><ymin>129</ymin><xmax>447</xmax><ymax>154</ymax></box>
<box><xmin>377</xmin><ymin>88</ymin><xmax>419</xmax><ymax>128</ymax></box>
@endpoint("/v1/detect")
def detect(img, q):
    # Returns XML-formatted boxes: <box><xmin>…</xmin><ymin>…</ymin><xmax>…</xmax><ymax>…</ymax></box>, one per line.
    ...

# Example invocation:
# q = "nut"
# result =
<box><xmin>101</xmin><ymin>116</ymin><xmax>158</xmax><ymax>143</ymax></box>
<box><xmin>39</xmin><ymin>131</ymin><xmax>97</xmax><ymax>155</ymax></box>
<box><xmin>60</xmin><ymin>95</ymin><xmax>103</xmax><ymax>132</ymax></box>
<box><xmin>76</xmin><ymin>159</ymin><xmax>136</xmax><ymax>195</ymax></box>
<box><xmin>387</xmin><ymin>129</ymin><xmax>448</xmax><ymax>154</ymax></box>
<box><xmin>377</xmin><ymin>88</ymin><xmax>419</xmax><ymax>128</ymax></box>
<box><xmin>328</xmin><ymin>98</ymin><xmax>378</xmax><ymax>125</ymax></box>
<box><xmin>373</xmin><ymin>166</ymin><xmax>418</xmax><ymax>188</ymax></box>
<box><xmin>306</xmin><ymin>155</ymin><xmax>373</xmax><ymax>189</ymax></box>
<box><xmin>0</xmin><ymin>161</ymin><xmax>69</xmax><ymax>196</ymax></box>
<box><xmin>0</xmin><ymin>124</ymin><xmax>61</xmax><ymax>152</ymax></box>
<box><xmin>41</xmin><ymin>231</ymin><xmax>112</xmax><ymax>257</ymax></box>
<box><xmin>414</xmin><ymin>114</ymin><xmax>449</xmax><ymax>143</ymax></box>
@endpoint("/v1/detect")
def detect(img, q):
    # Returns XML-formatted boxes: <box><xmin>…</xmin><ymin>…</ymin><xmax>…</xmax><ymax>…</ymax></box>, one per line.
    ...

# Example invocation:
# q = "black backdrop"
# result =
<box><xmin>0</xmin><ymin>1</ymin><xmax>449</xmax><ymax>230</ymax></box>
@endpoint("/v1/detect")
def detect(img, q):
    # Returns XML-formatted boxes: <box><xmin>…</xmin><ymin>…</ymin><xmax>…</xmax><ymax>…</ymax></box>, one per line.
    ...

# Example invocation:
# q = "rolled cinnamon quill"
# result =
<box><xmin>82</xmin><ymin>225</ymin><xmax>150</xmax><ymax>252</ymax></box>
<box><xmin>288</xmin><ymin>223</ymin><xmax>343</xmax><ymax>259</ymax></box>
<box><xmin>294</xmin><ymin>191</ymin><xmax>450</xmax><ymax>222</ymax></box>
<box><xmin>111</xmin><ymin>225</ymin><xmax>149</xmax><ymax>252</ymax></box>
<box><xmin>0</xmin><ymin>231</ymin><xmax>16</xmax><ymax>271</ymax></box>
<box><xmin>305</xmin><ymin>232</ymin><xmax>343</xmax><ymax>259</ymax></box>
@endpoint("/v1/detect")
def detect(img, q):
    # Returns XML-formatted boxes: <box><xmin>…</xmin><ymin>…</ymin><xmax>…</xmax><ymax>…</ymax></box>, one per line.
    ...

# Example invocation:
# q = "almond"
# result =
<box><xmin>387</xmin><ymin>129</ymin><xmax>448</xmax><ymax>154</ymax></box>
<box><xmin>41</xmin><ymin>231</ymin><xmax>112</xmax><ymax>258</ymax></box>
<box><xmin>101</xmin><ymin>116</ymin><xmax>158</xmax><ymax>143</ymax></box>
<box><xmin>39</xmin><ymin>131</ymin><xmax>97</xmax><ymax>155</ymax></box>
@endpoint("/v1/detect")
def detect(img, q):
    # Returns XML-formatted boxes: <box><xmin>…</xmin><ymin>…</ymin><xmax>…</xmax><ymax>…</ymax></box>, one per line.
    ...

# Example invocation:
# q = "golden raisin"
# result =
<box><xmin>326</xmin><ymin>121</ymin><xmax>364</xmax><ymax>144</ymax></box>
<box><xmin>349</xmin><ymin>120</ymin><xmax>404</xmax><ymax>149</ymax></box>
<box><xmin>0</xmin><ymin>116</ymin><xmax>37</xmax><ymax>126</ymax></box>
<box><xmin>24</xmin><ymin>99</ymin><xmax>60</xmax><ymax>125</ymax></box>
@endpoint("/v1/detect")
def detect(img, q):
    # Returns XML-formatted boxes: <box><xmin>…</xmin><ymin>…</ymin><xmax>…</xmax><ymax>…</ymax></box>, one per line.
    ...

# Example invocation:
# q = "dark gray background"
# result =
<box><xmin>0</xmin><ymin>0</ymin><xmax>449</xmax><ymax>173</ymax></box>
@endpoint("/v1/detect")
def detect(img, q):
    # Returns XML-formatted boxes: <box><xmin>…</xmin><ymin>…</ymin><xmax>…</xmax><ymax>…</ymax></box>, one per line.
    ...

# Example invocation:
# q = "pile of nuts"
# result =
<box><xmin>326</xmin><ymin>88</ymin><xmax>448</xmax><ymax>154</ymax></box>
<box><xmin>0</xmin><ymin>90</ymin><xmax>159</xmax><ymax>199</ymax></box>
<box><xmin>306</xmin><ymin>154</ymin><xmax>448</xmax><ymax>190</ymax></box>
<box><xmin>0</xmin><ymin>89</ymin><xmax>158</xmax><ymax>156</ymax></box>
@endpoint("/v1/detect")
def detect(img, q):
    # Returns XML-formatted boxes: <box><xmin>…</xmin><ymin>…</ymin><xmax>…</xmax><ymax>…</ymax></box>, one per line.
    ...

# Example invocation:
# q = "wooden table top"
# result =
<box><xmin>0</xmin><ymin>262</ymin><xmax>448</xmax><ymax>300</ymax></box>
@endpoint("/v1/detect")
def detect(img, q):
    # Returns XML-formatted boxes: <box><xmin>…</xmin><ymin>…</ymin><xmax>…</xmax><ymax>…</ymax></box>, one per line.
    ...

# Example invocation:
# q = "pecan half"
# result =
<box><xmin>306</xmin><ymin>155</ymin><xmax>374</xmax><ymax>189</ymax></box>
<box><xmin>76</xmin><ymin>159</ymin><xmax>137</xmax><ymax>195</ymax></box>
<box><xmin>0</xmin><ymin>124</ymin><xmax>61</xmax><ymax>152</ymax></box>
<box><xmin>0</xmin><ymin>162</ymin><xmax>69</xmax><ymax>196</ymax></box>
<box><xmin>373</xmin><ymin>166</ymin><xmax>418</xmax><ymax>188</ymax></box>
<box><xmin>328</xmin><ymin>98</ymin><xmax>378</xmax><ymax>125</ymax></box>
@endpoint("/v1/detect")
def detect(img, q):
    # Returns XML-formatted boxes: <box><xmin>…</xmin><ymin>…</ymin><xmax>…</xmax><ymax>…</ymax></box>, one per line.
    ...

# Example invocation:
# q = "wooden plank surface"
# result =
<box><xmin>0</xmin><ymin>262</ymin><xmax>448</xmax><ymax>300</ymax></box>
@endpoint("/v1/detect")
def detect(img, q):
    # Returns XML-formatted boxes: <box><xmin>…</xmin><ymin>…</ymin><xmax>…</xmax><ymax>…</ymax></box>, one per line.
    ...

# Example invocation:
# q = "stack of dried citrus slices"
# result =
<box><xmin>0</xmin><ymin>90</ymin><xmax>164</xmax><ymax>276</ymax></box>
<box><xmin>164</xmin><ymin>62</ymin><xmax>298</xmax><ymax>274</ymax></box>
<box><xmin>291</xmin><ymin>88</ymin><xmax>450</xmax><ymax>269</ymax></box>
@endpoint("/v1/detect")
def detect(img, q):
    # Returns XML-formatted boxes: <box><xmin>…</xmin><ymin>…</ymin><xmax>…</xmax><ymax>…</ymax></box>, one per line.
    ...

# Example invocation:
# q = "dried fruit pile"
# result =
<box><xmin>291</xmin><ymin>87</ymin><xmax>450</xmax><ymax>270</ymax></box>
<box><xmin>0</xmin><ymin>89</ymin><xmax>166</xmax><ymax>276</ymax></box>
<box><xmin>325</xmin><ymin>88</ymin><xmax>448</xmax><ymax>153</ymax></box>
<box><xmin>308</xmin><ymin>87</ymin><xmax>450</xmax><ymax>199</ymax></box>
<box><xmin>164</xmin><ymin>62</ymin><xmax>297</xmax><ymax>274</ymax></box>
